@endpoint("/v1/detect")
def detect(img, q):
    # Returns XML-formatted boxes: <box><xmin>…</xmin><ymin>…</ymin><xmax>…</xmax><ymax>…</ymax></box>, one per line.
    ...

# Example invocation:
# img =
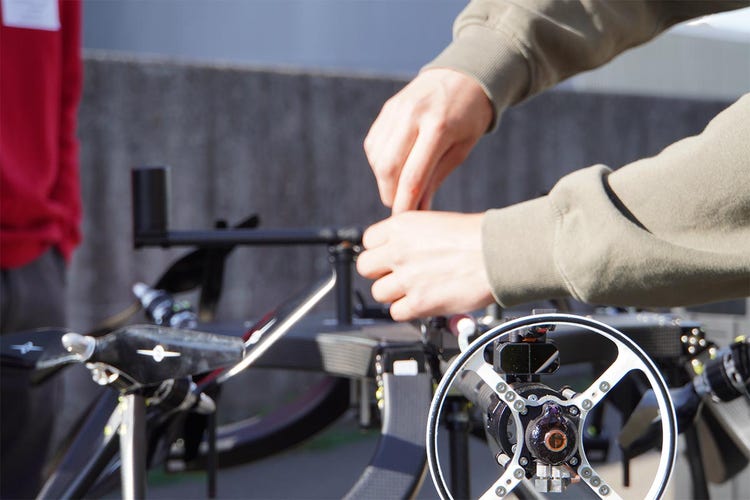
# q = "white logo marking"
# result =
<box><xmin>136</xmin><ymin>344</ymin><xmax>180</xmax><ymax>363</ymax></box>
<box><xmin>10</xmin><ymin>342</ymin><xmax>43</xmax><ymax>355</ymax></box>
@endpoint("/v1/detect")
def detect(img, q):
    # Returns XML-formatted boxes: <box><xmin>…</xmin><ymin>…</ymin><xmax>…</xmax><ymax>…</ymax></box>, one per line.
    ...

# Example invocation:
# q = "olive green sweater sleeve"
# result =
<box><xmin>482</xmin><ymin>93</ymin><xmax>750</xmax><ymax>308</ymax></box>
<box><xmin>424</xmin><ymin>0</ymin><xmax>749</xmax><ymax>127</ymax></box>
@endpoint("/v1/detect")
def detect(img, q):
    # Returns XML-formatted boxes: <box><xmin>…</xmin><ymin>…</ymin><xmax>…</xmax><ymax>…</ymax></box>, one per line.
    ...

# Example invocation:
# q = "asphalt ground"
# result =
<box><xmin>145</xmin><ymin>412</ymin><xmax>665</xmax><ymax>500</ymax></box>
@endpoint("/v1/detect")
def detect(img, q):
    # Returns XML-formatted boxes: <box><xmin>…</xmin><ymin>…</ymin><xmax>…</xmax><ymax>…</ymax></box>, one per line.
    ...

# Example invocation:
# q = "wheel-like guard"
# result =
<box><xmin>427</xmin><ymin>314</ymin><xmax>678</xmax><ymax>500</ymax></box>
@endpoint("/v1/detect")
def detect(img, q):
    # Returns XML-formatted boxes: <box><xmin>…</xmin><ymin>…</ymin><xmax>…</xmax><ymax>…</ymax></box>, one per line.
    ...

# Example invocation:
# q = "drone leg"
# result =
<box><xmin>120</xmin><ymin>393</ymin><xmax>147</xmax><ymax>500</ymax></box>
<box><xmin>685</xmin><ymin>426</ymin><xmax>710</xmax><ymax>499</ymax></box>
<box><xmin>447</xmin><ymin>398</ymin><xmax>471</xmax><ymax>499</ymax></box>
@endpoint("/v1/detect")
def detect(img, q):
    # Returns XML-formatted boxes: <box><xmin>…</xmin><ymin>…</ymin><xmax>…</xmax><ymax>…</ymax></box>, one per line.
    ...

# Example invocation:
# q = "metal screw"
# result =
<box><xmin>528</xmin><ymin>394</ymin><xmax>538</xmax><ymax>401</ymax></box>
<box><xmin>511</xmin><ymin>444</ymin><xmax>517</xmax><ymax>453</ymax></box>
<box><xmin>513</xmin><ymin>400</ymin><xmax>525</xmax><ymax>412</ymax></box>
<box><xmin>569</xmin><ymin>406</ymin><xmax>579</xmax><ymax>416</ymax></box>
<box><xmin>581</xmin><ymin>467</ymin><xmax>592</xmax><ymax>478</ymax></box>
<box><xmin>569</xmin><ymin>457</ymin><xmax>579</xmax><ymax>466</ymax></box>
<box><xmin>506</xmin><ymin>392</ymin><xmax>516</xmax><ymax>402</ymax></box>
<box><xmin>514</xmin><ymin>469</ymin><xmax>525</xmax><ymax>479</ymax></box>
<box><xmin>591</xmin><ymin>476</ymin><xmax>601</xmax><ymax>487</ymax></box>
<box><xmin>599</xmin><ymin>485</ymin><xmax>610</xmax><ymax>496</ymax></box>
<box><xmin>495</xmin><ymin>486</ymin><xmax>506</xmax><ymax>497</ymax></box>
<box><xmin>582</xmin><ymin>399</ymin><xmax>593</xmax><ymax>410</ymax></box>
<box><xmin>519</xmin><ymin>457</ymin><xmax>529</xmax><ymax>466</ymax></box>
<box><xmin>496</xmin><ymin>382</ymin><xmax>507</xmax><ymax>393</ymax></box>
<box><xmin>599</xmin><ymin>382</ymin><xmax>610</xmax><ymax>392</ymax></box>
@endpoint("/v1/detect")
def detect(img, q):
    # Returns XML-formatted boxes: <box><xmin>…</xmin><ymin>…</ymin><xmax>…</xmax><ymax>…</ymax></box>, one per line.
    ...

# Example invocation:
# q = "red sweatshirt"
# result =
<box><xmin>0</xmin><ymin>0</ymin><xmax>82</xmax><ymax>269</ymax></box>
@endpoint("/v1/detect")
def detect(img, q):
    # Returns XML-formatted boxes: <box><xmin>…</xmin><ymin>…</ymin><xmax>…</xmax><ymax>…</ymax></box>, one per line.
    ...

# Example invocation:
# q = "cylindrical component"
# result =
<box><xmin>699</xmin><ymin>339</ymin><xmax>750</xmax><ymax>402</ymax></box>
<box><xmin>332</xmin><ymin>244</ymin><xmax>354</xmax><ymax>326</ymax></box>
<box><xmin>120</xmin><ymin>393</ymin><xmax>147</xmax><ymax>500</ymax></box>
<box><xmin>525</xmin><ymin>402</ymin><xmax>577</xmax><ymax>465</ymax></box>
<box><xmin>132</xmin><ymin>166</ymin><xmax>170</xmax><ymax>242</ymax></box>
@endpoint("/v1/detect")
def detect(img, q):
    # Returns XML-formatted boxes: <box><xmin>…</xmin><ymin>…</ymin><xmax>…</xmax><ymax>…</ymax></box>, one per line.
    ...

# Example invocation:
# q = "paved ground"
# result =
<box><xmin>144</xmin><ymin>412</ymin><xmax>666</xmax><ymax>500</ymax></box>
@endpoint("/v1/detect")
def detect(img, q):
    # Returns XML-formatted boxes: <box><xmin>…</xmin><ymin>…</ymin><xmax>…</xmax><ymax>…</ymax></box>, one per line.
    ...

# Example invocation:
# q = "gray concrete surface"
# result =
<box><xmin>143</xmin><ymin>411</ymin><xmax>667</xmax><ymax>500</ymax></box>
<box><xmin>70</xmin><ymin>52</ymin><xmax>733</xmax><ymax>333</ymax></box>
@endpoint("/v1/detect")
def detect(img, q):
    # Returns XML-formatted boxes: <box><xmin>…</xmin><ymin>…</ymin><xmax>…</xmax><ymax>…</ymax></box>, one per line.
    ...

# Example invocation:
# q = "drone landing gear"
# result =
<box><xmin>427</xmin><ymin>314</ymin><xmax>678</xmax><ymax>500</ymax></box>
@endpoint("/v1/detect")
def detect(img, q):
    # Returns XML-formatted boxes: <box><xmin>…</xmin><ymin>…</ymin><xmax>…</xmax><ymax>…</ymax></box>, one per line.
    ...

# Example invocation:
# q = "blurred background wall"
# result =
<box><xmin>73</xmin><ymin>1</ymin><xmax>750</xmax><ymax>329</ymax></box>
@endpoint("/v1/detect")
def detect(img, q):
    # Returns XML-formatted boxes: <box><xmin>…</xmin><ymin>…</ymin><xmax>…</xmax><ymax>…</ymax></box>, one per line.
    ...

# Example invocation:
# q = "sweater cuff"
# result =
<box><xmin>481</xmin><ymin>196</ymin><xmax>568</xmax><ymax>307</ymax></box>
<box><xmin>422</xmin><ymin>25</ymin><xmax>529</xmax><ymax>131</ymax></box>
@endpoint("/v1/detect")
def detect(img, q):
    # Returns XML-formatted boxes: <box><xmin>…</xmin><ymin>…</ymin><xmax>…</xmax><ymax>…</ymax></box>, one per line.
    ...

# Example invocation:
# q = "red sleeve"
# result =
<box><xmin>52</xmin><ymin>0</ymin><xmax>83</xmax><ymax>260</ymax></box>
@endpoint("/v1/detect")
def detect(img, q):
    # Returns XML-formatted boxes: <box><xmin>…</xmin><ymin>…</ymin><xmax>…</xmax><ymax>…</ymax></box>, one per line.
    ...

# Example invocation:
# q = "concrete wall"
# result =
<box><xmin>70</xmin><ymin>51</ymin><xmax>738</xmax><ymax>332</ymax></box>
<box><xmin>81</xmin><ymin>1</ymin><xmax>750</xmax><ymax>102</ymax></box>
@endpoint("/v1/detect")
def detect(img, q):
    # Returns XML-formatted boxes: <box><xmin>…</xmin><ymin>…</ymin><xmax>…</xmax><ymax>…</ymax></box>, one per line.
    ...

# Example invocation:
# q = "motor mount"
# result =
<box><xmin>426</xmin><ymin>313</ymin><xmax>678</xmax><ymax>499</ymax></box>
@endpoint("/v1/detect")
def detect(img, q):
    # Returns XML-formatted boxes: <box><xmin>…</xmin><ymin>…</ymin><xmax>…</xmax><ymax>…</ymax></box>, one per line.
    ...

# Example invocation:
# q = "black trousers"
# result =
<box><xmin>1</xmin><ymin>249</ymin><xmax>67</xmax><ymax>499</ymax></box>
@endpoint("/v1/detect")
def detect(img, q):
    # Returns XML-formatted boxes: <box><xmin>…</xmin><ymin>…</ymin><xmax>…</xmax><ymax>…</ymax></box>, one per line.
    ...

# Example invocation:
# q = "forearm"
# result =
<box><xmin>425</xmin><ymin>0</ymin><xmax>749</xmax><ymax>127</ymax></box>
<box><xmin>483</xmin><ymin>94</ymin><xmax>750</xmax><ymax>308</ymax></box>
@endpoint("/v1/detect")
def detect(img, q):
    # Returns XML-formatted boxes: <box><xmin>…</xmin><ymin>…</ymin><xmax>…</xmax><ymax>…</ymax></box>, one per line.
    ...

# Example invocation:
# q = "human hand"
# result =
<box><xmin>364</xmin><ymin>68</ymin><xmax>493</xmax><ymax>213</ymax></box>
<box><xmin>356</xmin><ymin>211</ymin><xmax>495</xmax><ymax>321</ymax></box>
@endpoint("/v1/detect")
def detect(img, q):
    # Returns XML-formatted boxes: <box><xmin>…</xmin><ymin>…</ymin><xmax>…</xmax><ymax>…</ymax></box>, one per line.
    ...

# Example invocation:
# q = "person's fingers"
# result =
<box><xmin>417</xmin><ymin>140</ymin><xmax>475</xmax><ymax>210</ymax></box>
<box><xmin>356</xmin><ymin>245</ymin><xmax>392</xmax><ymax>280</ymax></box>
<box><xmin>361</xmin><ymin>219</ymin><xmax>390</xmax><ymax>249</ymax></box>
<box><xmin>370</xmin><ymin>272</ymin><xmax>405</xmax><ymax>304</ymax></box>
<box><xmin>365</xmin><ymin>115</ymin><xmax>419</xmax><ymax>208</ymax></box>
<box><xmin>388</xmin><ymin>295</ymin><xmax>421</xmax><ymax>322</ymax></box>
<box><xmin>391</xmin><ymin>120</ymin><xmax>449</xmax><ymax>214</ymax></box>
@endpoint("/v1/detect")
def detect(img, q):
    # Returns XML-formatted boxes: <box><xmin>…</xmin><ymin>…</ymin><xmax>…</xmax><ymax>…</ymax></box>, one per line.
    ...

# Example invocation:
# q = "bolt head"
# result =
<box><xmin>495</xmin><ymin>486</ymin><xmax>506</xmax><ymax>497</ymax></box>
<box><xmin>496</xmin><ymin>382</ymin><xmax>507</xmax><ymax>393</ymax></box>
<box><xmin>599</xmin><ymin>485</ymin><xmax>610</xmax><ymax>496</ymax></box>
<box><xmin>514</xmin><ymin>468</ymin><xmax>525</xmax><ymax>479</ymax></box>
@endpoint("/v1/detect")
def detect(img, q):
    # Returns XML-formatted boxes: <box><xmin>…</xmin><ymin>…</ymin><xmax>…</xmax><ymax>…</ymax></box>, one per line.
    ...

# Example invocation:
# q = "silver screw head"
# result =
<box><xmin>519</xmin><ymin>457</ymin><xmax>529</xmax><ymax>466</ymax></box>
<box><xmin>506</xmin><ymin>392</ymin><xmax>516</xmax><ymax>402</ymax></box>
<box><xmin>513</xmin><ymin>400</ymin><xmax>525</xmax><ymax>412</ymax></box>
<box><xmin>599</xmin><ymin>485</ymin><xmax>610</xmax><ymax>496</ymax></box>
<box><xmin>582</xmin><ymin>399</ymin><xmax>593</xmax><ymax>410</ymax></box>
<box><xmin>590</xmin><ymin>476</ymin><xmax>601</xmax><ymax>487</ymax></box>
<box><xmin>528</xmin><ymin>394</ymin><xmax>538</xmax><ymax>401</ymax></box>
<box><xmin>599</xmin><ymin>381</ymin><xmax>610</xmax><ymax>392</ymax></box>
<box><xmin>514</xmin><ymin>468</ymin><xmax>525</xmax><ymax>479</ymax></box>
<box><xmin>569</xmin><ymin>457</ymin><xmax>579</xmax><ymax>466</ymax></box>
<box><xmin>569</xmin><ymin>406</ymin><xmax>579</xmax><ymax>416</ymax></box>
<box><xmin>581</xmin><ymin>467</ymin><xmax>592</xmax><ymax>478</ymax></box>
<box><xmin>496</xmin><ymin>382</ymin><xmax>507</xmax><ymax>393</ymax></box>
<box><xmin>495</xmin><ymin>486</ymin><xmax>506</xmax><ymax>497</ymax></box>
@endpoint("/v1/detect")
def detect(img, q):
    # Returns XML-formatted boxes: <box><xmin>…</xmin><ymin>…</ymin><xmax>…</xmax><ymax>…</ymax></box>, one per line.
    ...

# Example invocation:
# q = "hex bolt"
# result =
<box><xmin>514</xmin><ymin>469</ymin><xmax>525</xmax><ymax>479</ymax></box>
<box><xmin>495</xmin><ymin>486</ymin><xmax>507</xmax><ymax>497</ymax></box>
<box><xmin>496</xmin><ymin>382</ymin><xmax>507</xmax><ymax>393</ymax></box>
<box><xmin>582</xmin><ymin>399</ymin><xmax>593</xmax><ymax>410</ymax></box>
<box><xmin>599</xmin><ymin>485</ymin><xmax>610</xmax><ymax>496</ymax></box>
<box><xmin>599</xmin><ymin>381</ymin><xmax>610</xmax><ymax>392</ymax></box>
<box><xmin>581</xmin><ymin>467</ymin><xmax>592</xmax><ymax>478</ymax></box>
<box><xmin>591</xmin><ymin>476</ymin><xmax>601</xmax><ymax>487</ymax></box>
